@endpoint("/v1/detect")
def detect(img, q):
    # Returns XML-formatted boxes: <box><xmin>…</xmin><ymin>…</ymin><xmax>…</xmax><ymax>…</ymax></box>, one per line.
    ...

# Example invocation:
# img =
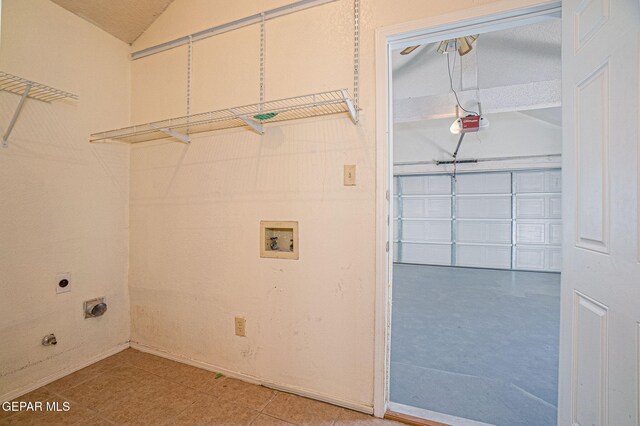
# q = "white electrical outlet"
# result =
<box><xmin>235</xmin><ymin>317</ymin><xmax>246</xmax><ymax>337</ymax></box>
<box><xmin>56</xmin><ymin>272</ymin><xmax>71</xmax><ymax>294</ymax></box>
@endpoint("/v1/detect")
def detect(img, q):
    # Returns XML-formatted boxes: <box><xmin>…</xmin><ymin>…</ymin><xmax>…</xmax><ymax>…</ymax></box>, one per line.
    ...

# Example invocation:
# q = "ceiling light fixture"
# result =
<box><xmin>448</xmin><ymin>104</ymin><xmax>488</xmax><ymax>179</ymax></box>
<box><xmin>437</xmin><ymin>35</ymin><xmax>478</xmax><ymax>56</ymax></box>
<box><xmin>400</xmin><ymin>45</ymin><xmax>420</xmax><ymax>55</ymax></box>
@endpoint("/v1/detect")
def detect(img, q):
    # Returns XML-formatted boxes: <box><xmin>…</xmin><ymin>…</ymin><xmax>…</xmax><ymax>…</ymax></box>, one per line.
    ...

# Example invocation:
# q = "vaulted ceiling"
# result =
<box><xmin>50</xmin><ymin>0</ymin><xmax>175</xmax><ymax>44</ymax></box>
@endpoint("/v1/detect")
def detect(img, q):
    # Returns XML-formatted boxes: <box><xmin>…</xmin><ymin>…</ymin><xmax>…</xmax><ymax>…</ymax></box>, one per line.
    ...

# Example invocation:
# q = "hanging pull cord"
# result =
<box><xmin>452</xmin><ymin>133</ymin><xmax>465</xmax><ymax>180</ymax></box>
<box><xmin>447</xmin><ymin>42</ymin><xmax>478</xmax><ymax>117</ymax></box>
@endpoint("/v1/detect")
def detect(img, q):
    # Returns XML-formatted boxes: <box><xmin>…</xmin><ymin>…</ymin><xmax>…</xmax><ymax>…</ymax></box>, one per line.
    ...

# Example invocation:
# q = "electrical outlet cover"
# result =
<box><xmin>235</xmin><ymin>317</ymin><xmax>246</xmax><ymax>337</ymax></box>
<box><xmin>56</xmin><ymin>272</ymin><xmax>71</xmax><ymax>294</ymax></box>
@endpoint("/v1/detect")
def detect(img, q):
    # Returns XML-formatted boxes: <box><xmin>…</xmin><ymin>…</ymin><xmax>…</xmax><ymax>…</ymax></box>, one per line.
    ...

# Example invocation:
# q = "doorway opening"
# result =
<box><xmin>379</xmin><ymin>4</ymin><xmax>563</xmax><ymax>426</ymax></box>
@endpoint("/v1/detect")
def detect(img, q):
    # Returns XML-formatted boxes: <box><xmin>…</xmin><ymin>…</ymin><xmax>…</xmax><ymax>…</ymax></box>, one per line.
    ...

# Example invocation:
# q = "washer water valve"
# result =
<box><xmin>42</xmin><ymin>334</ymin><xmax>57</xmax><ymax>346</ymax></box>
<box><xmin>269</xmin><ymin>236</ymin><xmax>279</xmax><ymax>251</ymax></box>
<box><xmin>84</xmin><ymin>297</ymin><xmax>107</xmax><ymax>318</ymax></box>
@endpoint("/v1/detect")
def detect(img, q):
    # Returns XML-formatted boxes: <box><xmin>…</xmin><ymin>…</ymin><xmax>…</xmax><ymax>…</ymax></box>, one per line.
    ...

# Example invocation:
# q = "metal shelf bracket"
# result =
<box><xmin>149</xmin><ymin>124</ymin><xmax>191</xmax><ymax>144</ymax></box>
<box><xmin>341</xmin><ymin>89</ymin><xmax>358</xmax><ymax>124</ymax></box>
<box><xmin>229</xmin><ymin>108</ymin><xmax>264</xmax><ymax>135</ymax></box>
<box><xmin>2</xmin><ymin>82</ymin><xmax>31</xmax><ymax>148</ymax></box>
<box><xmin>0</xmin><ymin>71</ymin><xmax>78</xmax><ymax>149</ymax></box>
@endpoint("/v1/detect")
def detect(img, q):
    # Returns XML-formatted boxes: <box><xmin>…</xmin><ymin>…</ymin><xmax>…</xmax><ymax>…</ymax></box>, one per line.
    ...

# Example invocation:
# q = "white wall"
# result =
<box><xmin>0</xmin><ymin>0</ymin><xmax>131</xmax><ymax>399</ymax></box>
<box><xmin>391</xmin><ymin>19</ymin><xmax>561</xmax><ymax>100</ymax></box>
<box><xmin>394</xmin><ymin>110</ymin><xmax>562</xmax><ymax>166</ymax></box>
<box><xmin>127</xmin><ymin>0</ymin><xmax>503</xmax><ymax>409</ymax></box>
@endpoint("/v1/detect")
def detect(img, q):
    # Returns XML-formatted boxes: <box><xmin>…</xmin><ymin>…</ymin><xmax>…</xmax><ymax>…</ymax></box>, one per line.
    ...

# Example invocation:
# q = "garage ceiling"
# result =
<box><xmin>392</xmin><ymin>18</ymin><xmax>561</xmax><ymax>122</ymax></box>
<box><xmin>392</xmin><ymin>19</ymin><xmax>561</xmax><ymax>99</ymax></box>
<box><xmin>50</xmin><ymin>0</ymin><xmax>175</xmax><ymax>44</ymax></box>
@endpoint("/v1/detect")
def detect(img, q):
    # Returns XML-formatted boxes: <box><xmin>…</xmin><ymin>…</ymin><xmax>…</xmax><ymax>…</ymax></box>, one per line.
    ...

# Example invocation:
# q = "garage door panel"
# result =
<box><xmin>393</xmin><ymin>220</ymin><xmax>400</xmax><ymax>241</ymax></box>
<box><xmin>546</xmin><ymin>171</ymin><xmax>562</xmax><ymax>192</ymax></box>
<box><xmin>517</xmin><ymin>222</ymin><xmax>546</xmax><ymax>244</ymax></box>
<box><xmin>456</xmin><ymin>172</ymin><xmax>511</xmax><ymax>194</ymax></box>
<box><xmin>515</xmin><ymin>246</ymin><xmax>562</xmax><ymax>271</ymax></box>
<box><xmin>400</xmin><ymin>176</ymin><xmax>424</xmax><ymax>194</ymax></box>
<box><xmin>549</xmin><ymin>195</ymin><xmax>562</xmax><ymax>218</ymax></box>
<box><xmin>403</xmin><ymin>220</ymin><xmax>451</xmax><ymax>242</ymax></box>
<box><xmin>516</xmin><ymin>221</ymin><xmax>563</xmax><ymax>245</ymax></box>
<box><xmin>516</xmin><ymin>246</ymin><xmax>546</xmax><ymax>270</ymax></box>
<box><xmin>401</xmin><ymin>175</ymin><xmax>451</xmax><ymax>195</ymax></box>
<box><xmin>402</xmin><ymin>243</ymin><xmax>451</xmax><ymax>265</ymax></box>
<box><xmin>457</xmin><ymin>196</ymin><xmax>512</xmax><ymax>219</ymax></box>
<box><xmin>549</xmin><ymin>248</ymin><xmax>562</xmax><ymax>271</ymax></box>
<box><xmin>457</xmin><ymin>221</ymin><xmax>511</xmax><ymax>244</ymax></box>
<box><xmin>395</xmin><ymin>170</ymin><xmax>561</xmax><ymax>272</ymax></box>
<box><xmin>456</xmin><ymin>245</ymin><xmax>512</xmax><ymax>269</ymax></box>
<box><xmin>515</xmin><ymin>170</ymin><xmax>562</xmax><ymax>193</ymax></box>
<box><xmin>517</xmin><ymin>194</ymin><xmax>562</xmax><ymax>219</ymax></box>
<box><xmin>516</xmin><ymin>171</ymin><xmax>547</xmax><ymax>193</ymax></box>
<box><xmin>550</xmin><ymin>223</ymin><xmax>563</xmax><ymax>245</ymax></box>
<box><xmin>402</xmin><ymin>197</ymin><xmax>451</xmax><ymax>218</ymax></box>
<box><xmin>517</xmin><ymin>196</ymin><xmax>546</xmax><ymax>218</ymax></box>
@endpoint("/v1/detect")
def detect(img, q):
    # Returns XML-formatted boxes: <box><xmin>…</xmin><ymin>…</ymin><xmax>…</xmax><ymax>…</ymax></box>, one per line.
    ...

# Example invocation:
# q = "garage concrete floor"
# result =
<box><xmin>390</xmin><ymin>264</ymin><xmax>560</xmax><ymax>426</ymax></box>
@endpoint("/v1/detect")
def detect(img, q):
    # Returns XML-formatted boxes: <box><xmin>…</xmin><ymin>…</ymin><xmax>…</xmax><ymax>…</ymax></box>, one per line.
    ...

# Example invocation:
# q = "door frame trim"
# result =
<box><xmin>373</xmin><ymin>0</ymin><xmax>562</xmax><ymax>417</ymax></box>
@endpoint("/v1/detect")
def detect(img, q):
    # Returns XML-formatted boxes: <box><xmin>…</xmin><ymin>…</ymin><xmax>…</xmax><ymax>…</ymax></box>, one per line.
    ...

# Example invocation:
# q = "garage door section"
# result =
<box><xmin>514</xmin><ymin>171</ymin><xmax>562</xmax><ymax>271</ymax></box>
<box><xmin>394</xmin><ymin>170</ymin><xmax>561</xmax><ymax>272</ymax></box>
<box><xmin>455</xmin><ymin>172</ymin><xmax>513</xmax><ymax>269</ymax></box>
<box><xmin>393</xmin><ymin>174</ymin><xmax>452</xmax><ymax>265</ymax></box>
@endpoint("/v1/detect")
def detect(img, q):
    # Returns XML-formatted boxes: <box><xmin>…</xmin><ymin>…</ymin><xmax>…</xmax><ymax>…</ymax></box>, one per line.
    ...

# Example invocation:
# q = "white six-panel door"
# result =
<box><xmin>558</xmin><ymin>1</ymin><xmax>640</xmax><ymax>425</ymax></box>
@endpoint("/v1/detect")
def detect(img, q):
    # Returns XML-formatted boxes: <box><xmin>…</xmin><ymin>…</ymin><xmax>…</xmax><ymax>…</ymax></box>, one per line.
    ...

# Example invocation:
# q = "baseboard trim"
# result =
<box><xmin>387</xmin><ymin>402</ymin><xmax>494</xmax><ymax>426</ymax></box>
<box><xmin>129</xmin><ymin>341</ymin><xmax>374</xmax><ymax>415</ymax></box>
<box><xmin>261</xmin><ymin>381</ymin><xmax>372</xmax><ymax>415</ymax></box>
<box><xmin>1</xmin><ymin>342</ymin><xmax>130</xmax><ymax>403</ymax></box>
<box><xmin>385</xmin><ymin>410</ymin><xmax>451</xmax><ymax>426</ymax></box>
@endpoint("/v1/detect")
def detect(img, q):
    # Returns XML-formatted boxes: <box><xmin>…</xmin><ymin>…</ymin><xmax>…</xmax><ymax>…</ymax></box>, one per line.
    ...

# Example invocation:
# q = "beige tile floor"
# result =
<box><xmin>1</xmin><ymin>349</ymin><xmax>400</xmax><ymax>425</ymax></box>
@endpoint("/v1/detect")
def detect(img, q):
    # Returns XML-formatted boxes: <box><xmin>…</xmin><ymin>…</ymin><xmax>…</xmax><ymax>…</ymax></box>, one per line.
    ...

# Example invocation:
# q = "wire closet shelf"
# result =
<box><xmin>90</xmin><ymin>89</ymin><xmax>357</xmax><ymax>144</ymax></box>
<box><xmin>1</xmin><ymin>71</ymin><xmax>78</xmax><ymax>148</ymax></box>
<box><xmin>0</xmin><ymin>71</ymin><xmax>78</xmax><ymax>103</ymax></box>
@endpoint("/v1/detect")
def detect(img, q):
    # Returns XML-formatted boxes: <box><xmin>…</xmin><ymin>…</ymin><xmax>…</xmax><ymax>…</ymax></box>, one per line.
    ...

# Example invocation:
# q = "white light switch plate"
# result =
<box><xmin>344</xmin><ymin>165</ymin><xmax>356</xmax><ymax>186</ymax></box>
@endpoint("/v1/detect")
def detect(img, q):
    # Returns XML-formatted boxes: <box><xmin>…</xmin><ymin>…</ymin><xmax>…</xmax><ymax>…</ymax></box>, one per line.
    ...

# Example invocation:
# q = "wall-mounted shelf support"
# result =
<box><xmin>341</xmin><ymin>89</ymin><xmax>358</xmax><ymax>124</ymax></box>
<box><xmin>0</xmin><ymin>71</ymin><xmax>78</xmax><ymax>148</ymax></box>
<box><xmin>2</xmin><ymin>82</ymin><xmax>31</xmax><ymax>148</ymax></box>
<box><xmin>131</xmin><ymin>0</ymin><xmax>339</xmax><ymax>60</ymax></box>
<box><xmin>229</xmin><ymin>108</ymin><xmax>264</xmax><ymax>135</ymax></box>
<box><xmin>149</xmin><ymin>124</ymin><xmax>191</xmax><ymax>144</ymax></box>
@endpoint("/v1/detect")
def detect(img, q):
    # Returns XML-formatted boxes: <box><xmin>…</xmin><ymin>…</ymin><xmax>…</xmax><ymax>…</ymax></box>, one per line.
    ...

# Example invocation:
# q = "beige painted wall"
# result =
<box><xmin>128</xmin><ymin>0</ymin><xmax>501</xmax><ymax>408</ymax></box>
<box><xmin>0</xmin><ymin>0</ymin><xmax>131</xmax><ymax>398</ymax></box>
